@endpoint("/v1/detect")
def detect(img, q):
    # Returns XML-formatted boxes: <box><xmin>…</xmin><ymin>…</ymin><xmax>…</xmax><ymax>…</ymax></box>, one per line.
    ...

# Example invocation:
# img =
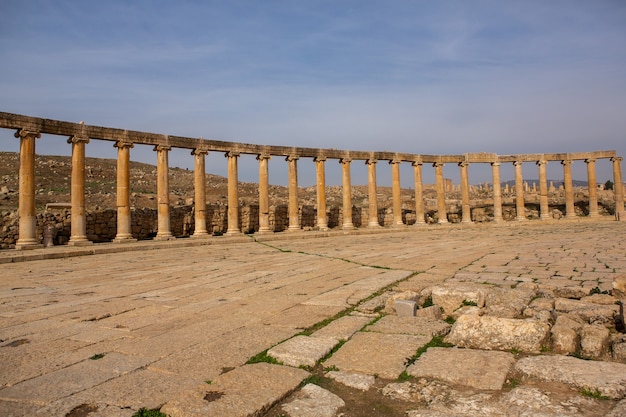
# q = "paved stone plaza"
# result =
<box><xmin>1</xmin><ymin>219</ymin><xmax>625</xmax><ymax>416</ymax></box>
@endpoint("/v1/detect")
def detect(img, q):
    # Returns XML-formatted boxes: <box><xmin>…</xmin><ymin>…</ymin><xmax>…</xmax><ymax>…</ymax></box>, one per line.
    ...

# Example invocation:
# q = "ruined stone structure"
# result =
<box><xmin>1</xmin><ymin>111</ymin><xmax>625</xmax><ymax>250</ymax></box>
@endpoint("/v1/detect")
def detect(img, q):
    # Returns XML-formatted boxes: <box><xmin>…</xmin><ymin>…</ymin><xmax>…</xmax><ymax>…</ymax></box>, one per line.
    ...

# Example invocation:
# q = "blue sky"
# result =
<box><xmin>1</xmin><ymin>0</ymin><xmax>625</xmax><ymax>187</ymax></box>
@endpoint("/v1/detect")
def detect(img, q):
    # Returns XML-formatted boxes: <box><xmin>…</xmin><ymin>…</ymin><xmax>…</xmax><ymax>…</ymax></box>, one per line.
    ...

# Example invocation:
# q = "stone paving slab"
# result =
<box><xmin>407</xmin><ymin>347</ymin><xmax>515</xmax><ymax>390</ymax></box>
<box><xmin>281</xmin><ymin>383</ymin><xmax>345</xmax><ymax>417</ymax></box>
<box><xmin>268</xmin><ymin>335</ymin><xmax>339</xmax><ymax>367</ymax></box>
<box><xmin>366</xmin><ymin>316</ymin><xmax>451</xmax><ymax>338</ymax></box>
<box><xmin>310</xmin><ymin>314</ymin><xmax>372</xmax><ymax>340</ymax></box>
<box><xmin>160</xmin><ymin>363</ymin><xmax>310</xmax><ymax>417</ymax></box>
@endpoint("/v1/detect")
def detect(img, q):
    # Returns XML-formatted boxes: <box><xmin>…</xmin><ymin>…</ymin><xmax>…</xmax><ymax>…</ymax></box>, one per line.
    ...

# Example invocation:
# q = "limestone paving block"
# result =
<box><xmin>431</xmin><ymin>284</ymin><xmax>487</xmax><ymax>314</ymax></box>
<box><xmin>366</xmin><ymin>315</ymin><xmax>450</xmax><ymax>338</ymax></box>
<box><xmin>395</xmin><ymin>299</ymin><xmax>417</xmax><ymax>316</ymax></box>
<box><xmin>281</xmin><ymin>383</ymin><xmax>345</xmax><ymax>417</ymax></box>
<box><xmin>267</xmin><ymin>335</ymin><xmax>339</xmax><ymax>368</ymax></box>
<box><xmin>310</xmin><ymin>315</ymin><xmax>372</xmax><ymax>340</ymax></box>
<box><xmin>580</xmin><ymin>324</ymin><xmax>610</xmax><ymax>359</ymax></box>
<box><xmin>407</xmin><ymin>347</ymin><xmax>515</xmax><ymax>390</ymax></box>
<box><xmin>515</xmin><ymin>355</ymin><xmax>626</xmax><ymax>399</ymax></box>
<box><xmin>325</xmin><ymin>370</ymin><xmax>376</xmax><ymax>391</ymax></box>
<box><xmin>160</xmin><ymin>363</ymin><xmax>310</xmax><ymax>417</ymax></box>
<box><xmin>324</xmin><ymin>332</ymin><xmax>431</xmax><ymax>380</ymax></box>
<box><xmin>414</xmin><ymin>305</ymin><xmax>443</xmax><ymax>320</ymax></box>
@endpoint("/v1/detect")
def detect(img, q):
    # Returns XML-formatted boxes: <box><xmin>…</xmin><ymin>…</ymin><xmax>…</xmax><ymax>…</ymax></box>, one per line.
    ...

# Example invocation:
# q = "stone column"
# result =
<box><xmin>366</xmin><ymin>159</ymin><xmax>380</xmax><ymax>227</ymax></box>
<box><xmin>225</xmin><ymin>151</ymin><xmax>241</xmax><ymax>235</ymax></box>
<box><xmin>67</xmin><ymin>134</ymin><xmax>92</xmax><ymax>246</ymax></box>
<box><xmin>434</xmin><ymin>162</ymin><xmax>448</xmax><ymax>223</ymax></box>
<box><xmin>585</xmin><ymin>158</ymin><xmax>599</xmax><ymax>217</ymax></box>
<box><xmin>14</xmin><ymin>129</ymin><xmax>42</xmax><ymax>249</ymax></box>
<box><xmin>561</xmin><ymin>160</ymin><xmax>576</xmax><ymax>219</ymax></box>
<box><xmin>340</xmin><ymin>158</ymin><xmax>355</xmax><ymax>229</ymax></box>
<box><xmin>537</xmin><ymin>160</ymin><xmax>550</xmax><ymax>220</ymax></box>
<box><xmin>412</xmin><ymin>161</ymin><xmax>425</xmax><ymax>224</ymax></box>
<box><xmin>154</xmin><ymin>145</ymin><xmax>174</xmax><ymax>240</ymax></box>
<box><xmin>391</xmin><ymin>159</ymin><xmax>403</xmax><ymax>227</ymax></box>
<box><xmin>191</xmin><ymin>149</ymin><xmax>209</xmax><ymax>237</ymax></box>
<box><xmin>459</xmin><ymin>161</ymin><xmax>472</xmax><ymax>223</ymax></box>
<box><xmin>514</xmin><ymin>161</ymin><xmax>525</xmax><ymax>221</ymax></box>
<box><xmin>113</xmin><ymin>141</ymin><xmax>136</xmax><ymax>242</ymax></box>
<box><xmin>491</xmin><ymin>162</ymin><xmax>503</xmax><ymax>222</ymax></box>
<box><xmin>286</xmin><ymin>155</ymin><xmax>300</xmax><ymax>231</ymax></box>
<box><xmin>314</xmin><ymin>157</ymin><xmax>328</xmax><ymax>231</ymax></box>
<box><xmin>612</xmin><ymin>157</ymin><xmax>625</xmax><ymax>221</ymax></box>
<box><xmin>257</xmin><ymin>154</ymin><xmax>272</xmax><ymax>233</ymax></box>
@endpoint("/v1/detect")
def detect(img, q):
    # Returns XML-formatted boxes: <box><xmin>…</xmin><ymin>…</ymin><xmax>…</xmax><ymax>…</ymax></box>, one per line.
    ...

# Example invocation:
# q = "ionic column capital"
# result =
<box><xmin>286</xmin><ymin>155</ymin><xmax>299</xmax><ymax>162</ymax></box>
<box><xmin>611</xmin><ymin>156</ymin><xmax>623</xmax><ymax>163</ymax></box>
<box><xmin>225</xmin><ymin>150</ymin><xmax>240</xmax><ymax>158</ymax></box>
<box><xmin>389</xmin><ymin>159</ymin><xmax>402</xmax><ymax>165</ymax></box>
<box><xmin>513</xmin><ymin>160</ymin><xmax>523</xmax><ymax>166</ymax></box>
<box><xmin>313</xmin><ymin>155</ymin><xmax>327</xmax><ymax>162</ymax></box>
<box><xmin>491</xmin><ymin>161</ymin><xmax>501</xmax><ymax>167</ymax></box>
<box><xmin>154</xmin><ymin>145</ymin><xmax>171</xmax><ymax>152</ymax></box>
<box><xmin>339</xmin><ymin>157</ymin><xmax>352</xmax><ymax>164</ymax></box>
<box><xmin>14</xmin><ymin>129</ymin><xmax>41</xmax><ymax>140</ymax></box>
<box><xmin>458</xmin><ymin>161</ymin><xmax>470</xmax><ymax>168</ymax></box>
<box><xmin>536</xmin><ymin>160</ymin><xmax>547</xmax><ymax>166</ymax></box>
<box><xmin>192</xmin><ymin>148</ymin><xmax>209</xmax><ymax>156</ymax></box>
<box><xmin>585</xmin><ymin>158</ymin><xmax>596</xmax><ymax>164</ymax></box>
<box><xmin>256</xmin><ymin>153</ymin><xmax>271</xmax><ymax>161</ymax></box>
<box><xmin>561</xmin><ymin>160</ymin><xmax>572</xmax><ymax>166</ymax></box>
<box><xmin>114</xmin><ymin>141</ymin><xmax>134</xmax><ymax>149</ymax></box>
<box><xmin>412</xmin><ymin>160</ymin><xmax>423</xmax><ymax>167</ymax></box>
<box><xmin>365</xmin><ymin>158</ymin><xmax>377</xmax><ymax>165</ymax></box>
<box><xmin>67</xmin><ymin>135</ymin><xmax>90</xmax><ymax>145</ymax></box>
<box><xmin>433</xmin><ymin>162</ymin><xmax>444</xmax><ymax>168</ymax></box>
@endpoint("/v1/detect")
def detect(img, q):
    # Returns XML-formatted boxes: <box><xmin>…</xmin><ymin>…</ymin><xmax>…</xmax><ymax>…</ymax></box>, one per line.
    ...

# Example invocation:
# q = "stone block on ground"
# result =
<box><xmin>267</xmin><ymin>335</ymin><xmax>338</xmax><ymax>368</ymax></box>
<box><xmin>407</xmin><ymin>347</ymin><xmax>515</xmax><ymax>390</ymax></box>
<box><xmin>554</xmin><ymin>298</ymin><xmax>618</xmax><ymax>325</ymax></box>
<box><xmin>612</xmin><ymin>334</ymin><xmax>626</xmax><ymax>362</ymax></box>
<box><xmin>384</xmin><ymin>290</ymin><xmax>420</xmax><ymax>314</ymax></box>
<box><xmin>160</xmin><ymin>363</ymin><xmax>310</xmax><ymax>417</ymax></box>
<box><xmin>431</xmin><ymin>285</ymin><xmax>486</xmax><ymax>314</ymax></box>
<box><xmin>310</xmin><ymin>315</ymin><xmax>372</xmax><ymax>341</ymax></box>
<box><xmin>366</xmin><ymin>315</ymin><xmax>450</xmax><ymax>338</ymax></box>
<box><xmin>613</xmin><ymin>274</ymin><xmax>626</xmax><ymax>298</ymax></box>
<box><xmin>414</xmin><ymin>305</ymin><xmax>443</xmax><ymax>320</ymax></box>
<box><xmin>515</xmin><ymin>355</ymin><xmax>626</xmax><ymax>399</ymax></box>
<box><xmin>325</xmin><ymin>371</ymin><xmax>375</xmax><ymax>391</ymax></box>
<box><xmin>444</xmin><ymin>314</ymin><xmax>549</xmax><ymax>353</ymax></box>
<box><xmin>580</xmin><ymin>324</ymin><xmax>610</xmax><ymax>359</ymax></box>
<box><xmin>551</xmin><ymin>314</ymin><xmax>584</xmax><ymax>354</ymax></box>
<box><xmin>395</xmin><ymin>299</ymin><xmax>417</xmax><ymax>316</ymax></box>
<box><xmin>281</xmin><ymin>384</ymin><xmax>345</xmax><ymax>417</ymax></box>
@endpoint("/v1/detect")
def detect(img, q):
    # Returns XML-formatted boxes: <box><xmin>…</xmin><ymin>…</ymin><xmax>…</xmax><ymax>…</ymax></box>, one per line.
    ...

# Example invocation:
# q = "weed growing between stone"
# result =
<box><xmin>246</xmin><ymin>349</ymin><xmax>282</xmax><ymax>365</ymax></box>
<box><xmin>579</xmin><ymin>388</ymin><xmax>610</xmax><ymax>400</ymax></box>
<box><xmin>131</xmin><ymin>408</ymin><xmax>169</xmax><ymax>417</ymax></box>
<box><xmin>403</xmin><ymin>336</ymin><xmax>454</xmax><ymax>369</ymax></box>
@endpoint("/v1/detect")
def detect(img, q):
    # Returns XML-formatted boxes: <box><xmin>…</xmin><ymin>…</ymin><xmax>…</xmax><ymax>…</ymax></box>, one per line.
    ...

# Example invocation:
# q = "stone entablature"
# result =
<box><xmin>1</xmin><ymin>111</ymin><xmax>624</xmax><ymax>249</ymax></box>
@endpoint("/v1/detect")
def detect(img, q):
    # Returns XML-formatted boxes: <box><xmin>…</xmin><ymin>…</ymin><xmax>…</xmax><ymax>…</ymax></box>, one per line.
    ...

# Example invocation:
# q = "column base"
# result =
<box><xmin>616</xmin><ymin>211</ymin><xmax>626</xmax><ymax>221</ymax></box>
<box><xmin>368</xmin><ymin>222</ymin><xmax>381</xmax><ymax>228</ymax></box>
<box><xmin>15</xmin><ymin>240</ymin><xmax>43</xmax><ymax>250</ymax></box>
<box><xmin>342</xmin><ymin>223</ymin><xmax>355</xmax><ymax>230</ymax></box>
<box><xmin>226</xmin><ymin>229</ymin><xmax>243</xmax><ymax>236</ymax></box>
<box><xmin>68</xmin><ymin>238</ymin><xmax>93</xmax><ymax>246</ymax></box>
<box><xmin>287</xmin><ymin>226</ymin><xmax>302</xmax><ymax>232</ymax></box>
<box><xmin>437</xmin><ymin>219</ymin><xmax>449</xmax><ymax>224</ymax></box>
<box><xmin>191</xmin><ymin>232</ymin><xmax>210</xmax><ymax>239</ymax></box>
<box><xmin>516</xmin><ymin>216</ymin><xmax>526</xmax><ymax>221</ymax></box>
<box><xmin>392</xmin><ymin>222</ymin><xmax>405</xmax><ymax>228</ymax></box>
<box><xmin>461</xmin><ymin>220</ymin><xmax>473</xmax><ymax>224</ymax></box>
<box><xmin>256</xmin><ymin>228</ymin><xmax>273</xmax><ymax>234</ymax></box>
<box><xmin>113</xmin><ymin>236</ymin><xmax>137</xmax><ymax>243</ymax></box>
<box><xmin>154</xmin><ymin>234</ymin><xmax>176</xmax><ymax>241</ymax></box>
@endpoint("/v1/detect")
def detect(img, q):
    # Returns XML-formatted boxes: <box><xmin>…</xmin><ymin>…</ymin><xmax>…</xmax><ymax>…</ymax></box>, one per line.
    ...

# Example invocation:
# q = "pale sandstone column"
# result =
<box><xmin>612</xmin><ymin>157</ymin><xmax>625</xmax><ymax>221</ymax></box>
<box><xmin>434</xmin><ymin>162</ymin><xmax>448</xmax><ymax>223</ymax></box>
<box><xmin>155</xmin><ymin>145</ymin><xmax>174</xmax><ymax>240</ymax></box>
<box><xmin>459</xmin><ymin>161</ymin><xmax>472</xmax><ymax>223</ymax></box>
<box><xmin>412</xmin><ymin>161</ymin><xmax>425</xmax><ymax>224</ymax></box>
<box><xmin>491</xmin><ymin>162</ymin><xmax>503</xmax><ymax>222</ymax></box>
<box><xmin>366</xmin><ymin>159</ymin><xmax>380</xmax><ymax>227</ymax></box>
<box><xmin>391</xmin><ymin>159</ymin><xmax>403</xmax><ymax>227</ymax></box>
<box><xmin>113</xmin><ymin>141</ymin><xmax>136</xmax><ymax>242</ymax></box>
<box><xmin>561</xmin><ymin>160</ymin><xmax>576</xmax><ymax>219</ymax></box>
<box><xmin>340</xmin><ymin>157</ymin><xmax>355</xmax><ymax>229</ymax></box>
<box><xmin>287</xmin><ymin>155</ymin><xmax>300</xmax><ymax>231</ymax></box>
<box><xmin>537</xmin><ymin>160</ymin><xmax>550</xmax><ymax>220</ymax></box>
<box><xmin>585</xmin><ymin>158</ymin><xmax>599</xmax><ymax>217</ymax></box>
<box><xmin>191</xmin><ymin>149</ymin><xmax>209</xmax><ymax>237</ymax></box>
<box><xmin>257</xmin><ymin>154</ymin><xmax>272</xmax><ymax>233</ymax></box>
<box><xmin>225</xmin><ymin>151</ymin><xmax>241</xmax><ymax>235</ymax></box>
<box><xmin>514</xmin><ymin>160</ymin><xmax>525</xmax><ymax>221</ymax></box>
<box><xmin>14</xmin><ymin>129</ymin><xmax>42</xmax><ymax>249</ymax></box>
<box><xmin>68</xmin><ymin>134</ymin><xmax>92</xmax><ymax>246</ymax></box>
<box><xmin>314</xmin><ymin>157</ymin><xmax>328</xmax><ymax>231</ymax></box>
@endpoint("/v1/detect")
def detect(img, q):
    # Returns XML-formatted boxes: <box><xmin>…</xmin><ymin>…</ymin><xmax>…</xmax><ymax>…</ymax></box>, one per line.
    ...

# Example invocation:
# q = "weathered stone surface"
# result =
<box><xmin>444</xmin><ymin>314</ymin><xmax>550</xmax><ymax>353</ymax></box>
<box><xmin>515</xmin><ymin>355</ymin><xmax>626</xmax><ymax>399</ymax></box>
<box><xmin>407</xmin><ymin>347</ymin><xmax>515</xmax><ymax>390</ymax></box>
<box><xmin>324</xmin><ymin>332</ymin><xmax>431</xmax><ymax>379</ymax></box>
<box><xmin>366</xmin><ymin>315</ymin><xmax>450</xmax><ymax>338</ymax></box>
<box><xmin>580</xmin><ymin>324</ymin><xmax>610</xmax><ymax>359</ymax></box>
<box><xmin>431</xmin><ymin>285</ymin><xmax>486</xmax><ymax>314</ymax></box>
<box><xmin>553</xmin><ymin>286</ymin><xmax>590</xmax><ymax>299</ymax></box>
<box><xmin>581</xmin><ymin>293</ymin><xmax>618</xmax><ymax>305</ymax></box>
<box><xmin>267</xmin><ymin>335</ymin><xmax>338</xmax><ymax>368</ymax></box>
<box><xmin>608</xmin><ymin>399</ymin><xmax>626</xmax><ymax>417</ymax></box>
<box><xmin>551</xmin><ymin>314</ymin><xmax>584</xmax><ymax>354</ymax></box>
<box><xmin>555</xmin><ymin>298</ymin><xmax>619</xmax><ymax>324</ymax></box>
<box><xmin>160</xmin><ymin>363</ymin><xmax>310</xmax><ymax>417</ymax></box>
<box><xmin>449</xmin><ymin>305</ymin><xmax>481</xmax><ymax>320</ymax></box>
<box><xmin>384</xmin><ymin>290</ymin><xmax>420</xmax><ymax>314</ymax></box>
<box><xmin>395</xmin><ymin>299</ymin><xmax>417</xmax><ymax>316</ymax></box>
<box><xmin>311</xmin><ymin>315</ymin><xmax>372</xmax><ymax>341</ymax></box>
<box><xmin>612</xmin><ymin>334</ymin><xmax>626</xmax><ymax>362</ymax></box>
<box><xmin>281</xmin><ymin>384</ymin><xmax>345</xmax><ymax>417</ymax></box>
<box><xmin>484</xmin><ymin>287</ymin><xmax>536</xmax><ymax>318</ymax></box>
<box><xmin>613</xmin><ymin>274</ymin><xmax>626</xmax><ymax>297</ymax></box>
<box><xmin>325</xmin><ymin>371</ymin><xmax>375</xmax><ymax>391</ymax></box>
<box><xmin>414</xmin><ymin>305</ymin><xmax>443</xmax><ymax>320</ymax></box>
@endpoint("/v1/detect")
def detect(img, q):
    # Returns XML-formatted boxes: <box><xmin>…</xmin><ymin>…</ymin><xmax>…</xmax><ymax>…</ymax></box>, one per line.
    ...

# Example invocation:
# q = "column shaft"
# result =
<box><xmin>15</xmin><ymin>129</ymin><xmax>42</xmax><ymax>249</ymax></box>
<box><xmin>155</xmin><ymin>145</ymin><xmax>174</xmax><ymax>240</ymax></box>
<box><xmin>538</xmin><ymin>160</ymin><xmax>550</xmax><ymax>220</ymax></box>
<box><xmin>491</xmin><ymin>162</ymin><xmax>503</xmax><ymax>222</ymax></box>
<box><xmin>612</xmin><ymin>157</ymin><xmax>625</xmax><ymax>221</ymax></box>
<box><xmin>459</xmin><ymin>162</ymin><xmax>472</xmax><ymax>223</ymax></box>
<box><xmin>68</xmin><ymin>135</ymin><xmax>92</xmax><ymax>245</ymax></box>
<box><xmin>287</xmin><ymin>156</ymin><xmax>300</xmax><ymax>231</ymax></box>
<box><xmin>434</xmin><ymin>162</ymin><xmax>448</xmax><ymax>223</ymax></box>
<box><xmin>192</xmin><ymin>149</ymin><xmax>209</xmax><ymax>237</ymax></box>
<box><xmin>412</xmin><ymin>161</ymin><xmax>425</xmax><ymax>224</ymax></box>
<box><xmin>586</xmin><ymin>159</ymin><xmax>599</xmax><ymax>217</ymax></box>
<box><xmin>391</xmin><ymin>160</ymin><xmax>403</xmax><ymax>226</ymax></box>
<box><xmin>226</xmin><ymin>151</ymin><xmax>241</xmax><ymax>234</ymax></box>
<box><xmin>514</xmin><ymin>161</ymin><xmax>525</xmax><ymax>221</ymax></box>
<box><xmin>113</xmin><ymin>142</ymin><xmax>136</xmax><ymax>242</ymax></box>
<box><xmin>257</xmin><ymin>154</ymin><xmax>272</xmax><ymax>233</ymax></box>
<box><xmin>561</xmin><ymin>160</ymin><xmax>576</xmax><ymax>218</ymax></box>
<box><xmin>314</xmin><ymin>157</ymin><xmax>328</xmax><ymax>230</ymax></box>
<box><xmin>366</xmin><ymin>159</ymin><xmax>380</xmax><ymax>227</ymax></box>
<box><xmin>341</xmin><ymin>158</ymin><xmax>355</xmax><ymax>229</ymax></box>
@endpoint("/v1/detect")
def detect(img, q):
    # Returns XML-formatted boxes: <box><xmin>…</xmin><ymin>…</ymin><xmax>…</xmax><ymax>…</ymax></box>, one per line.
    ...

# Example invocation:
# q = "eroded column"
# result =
<box><xmin>514</xmin><ymin>161</ymin><xmax>525</xmax><ymax>221</ymax></box>
<box><xmin>257</xmin><ymin>154</ymin><xmax>272</xmax><ymax>233</ymax></box>
<box><xmin>537</xmin><ymin>160</ymin><xmax>550</xmax><ymax>220</ymax></box>
<box><xmin>391</xmin><ymin>159</ymin><xmax>403</xmax><ymax>227</ymax></box>
<box><xmin>340</xmin><ymin>157</ymin><xmax>355</xmax><ymax>229</ymax></box>
<box><xmin>561</xmin><ymin>160</ymin><xmax>575</xmax><ymax>218</ymax></box>
<box><xmin>459</xmin><ymin>161</ymin><xmax>472</xmax><ymax>223</ymax></box>
<box><xmin>113</xmin><ymin>141</ymin><xmax>136</xmax><ymax>242</ymax></box>
<box><xmin>491</xmin><ymin>162</ymin><xmax>503</xmax><ymax>222</ymax></box>
<box><xmin>68</xmin><ymin>134</ymin><xmax>92</xmax><ymax>246</ymax></box>
<box><xmin>287</xmin><ymin>155</ymin><xmax>300</xmax><ymax>231</ymax></box>
<box><xmin>314</xmin><ymin>157</ymin><xmax>328</xmax><ymax>231</ymax></box>
<box><xmin>585</xmin><ymin>158</ymin><xmax>599</xmax><ymax>217</ymax></box>
<box><xmin>434</xmin><ymin>162</ymin><xmax>448</xmax><ymax>223</ymax></box>
<box><xmin>225</xmin><ymin>151</ymin><xmax>241</xmax><ymax>235</ymax></box>
<box><xmin>155</xmin><ymin>145</ymin><xmax>174</xmax><ymax>240</ymax></box>
<box><xmin>366</xmin><ymin>159</ymin><xmax>380</xmax><ymax>227</ymax></box>
<box><xmin>412</xmin><ymin>161</ymin><xmax>425</xmax><ymax>224</ymax></box>
<box><xmin>15</xmin><ymin>129</ymin><xmax>42</xmax><ymax>249</ymax></box>
<box><xmin>191</xmin><ymin>148</ymin><xmax>209</xmax><ymax>237</ymax></box>
<box><xmin>612</xmin><ymin>157</ymin><xmax>625</xmax><ymax>221</ymax></box>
